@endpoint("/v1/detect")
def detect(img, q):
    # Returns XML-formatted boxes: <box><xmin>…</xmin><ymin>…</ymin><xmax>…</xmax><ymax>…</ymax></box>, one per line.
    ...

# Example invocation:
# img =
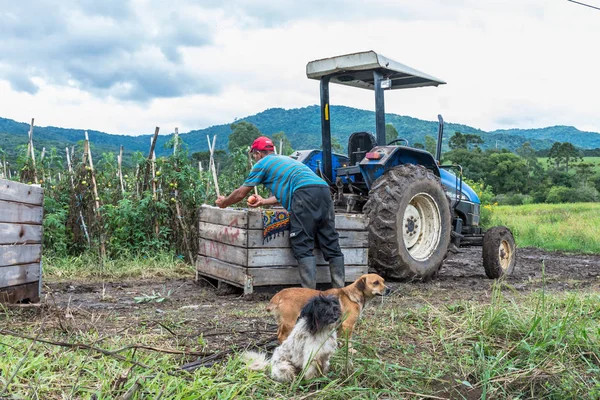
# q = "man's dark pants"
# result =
<box><xmin>289</xmin><ymin>185</ymin><xmax>345</xmax><ymax>288</ymax></box>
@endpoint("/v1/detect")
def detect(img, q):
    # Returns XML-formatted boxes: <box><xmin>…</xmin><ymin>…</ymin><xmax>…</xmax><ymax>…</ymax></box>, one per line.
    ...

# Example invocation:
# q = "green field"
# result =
<box><xmin>537</xmin><ymin>156</ymin><xmax>600</xmax><ymax>172</ymax></box>
<box><xmin>2</xmin><ymin>280</ymin><xmax>599</xmax><ymax>399</ymax></box>
<box><xmin>2</xmin><ymin>203</ymin><xmax>600</xmax><ymax>399</ymax></box>
<box><xmin>489</xmin><ymin>202</ymin><xmax>600</xmax><ymax>253</ymax></box>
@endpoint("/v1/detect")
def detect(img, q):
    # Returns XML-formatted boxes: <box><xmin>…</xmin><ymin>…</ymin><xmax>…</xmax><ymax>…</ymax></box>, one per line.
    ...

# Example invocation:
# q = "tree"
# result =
<box><xmin>424</xmin><ymin>135</ymin><xmax>437</xmax><ymax>155</ymax></box>
<box><xmin>575</xmin><ymin>162</ymin><xmax>595</xmax><ymax>187</ymax></box>
<box><xmin>272</xmin><ymin>131</ymin><xmax>294</xmax><ymax>155</ymax></box>
<box><xmin>191</xmin><ymin>150</ymin><xmax>228</xmax><ymax>170</ymax></box>
<box><xmin>385</xmin><ymin>123</ymin><xmax>398</xmax><ymax>144</ymax></box>
<box><xmin>331</xmin><ymin>137</ymin><xmax>344</xmax><ymax>153</ymax></box>
<box><xmin>558</xmin><ymin>142</ymin><xmax>582</xmax><ymax>173</ymax></box>
<box><xmin>464</xmin><ymin>134</ymin><xmax>484</xmax><ymax>150</ymax></box>
<box><xmin>486</xmin><ymin>152</ymin><xmax>529</xmax><ymax>194</ymax></box>
<box><xmin>443</xmin><ymin>148</ymin><xmax>489</xmax><ymax>183</ymax></box>
<box><xmin>547</xmin><ymin>142</ymin><xmax>563</xmax><ymax>169</ymax></box>
<box><xmin>228</xmin><ymin>121</ymin><xmax>262</xmax><ymax>153</ymax></box>
<box><xmin>413</xmin><ymin>142</ymin><xmax>425</xmax><ymax>149</ymax></box>
<box><xmin>449</xmin><ymin>132</ymin><xmax>467</xmax><ymax>150</ymax></box>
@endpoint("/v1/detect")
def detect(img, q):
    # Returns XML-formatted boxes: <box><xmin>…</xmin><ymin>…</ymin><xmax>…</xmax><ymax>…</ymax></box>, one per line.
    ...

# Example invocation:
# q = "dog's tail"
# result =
<box><xmin>241</xmin><ymin>351</ymin><xmax>270</xmax><ymax>371</ymax></box>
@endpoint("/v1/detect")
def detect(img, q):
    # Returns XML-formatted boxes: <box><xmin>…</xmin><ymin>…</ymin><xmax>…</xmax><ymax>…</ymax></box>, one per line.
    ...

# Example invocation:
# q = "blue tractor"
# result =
<box><xmin>291</xmin><ymin>51</ymin><xmax>516</xmax><ymax>281</ymax></box>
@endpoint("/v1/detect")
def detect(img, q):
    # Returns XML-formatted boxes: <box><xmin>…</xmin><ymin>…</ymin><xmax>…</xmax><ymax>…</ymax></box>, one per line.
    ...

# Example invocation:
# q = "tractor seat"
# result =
<box><xmin>348</xmin><ymin>132</ymin><xmax>376</xmax><ymax>165</ymax></box>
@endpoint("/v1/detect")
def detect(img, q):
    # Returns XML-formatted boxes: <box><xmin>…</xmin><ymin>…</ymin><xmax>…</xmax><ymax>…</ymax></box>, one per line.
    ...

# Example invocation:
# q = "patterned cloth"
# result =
<box><xmin>263</xmin><ymin>209</ymin><xmax>290</xmax><ymax>243</ymax></box>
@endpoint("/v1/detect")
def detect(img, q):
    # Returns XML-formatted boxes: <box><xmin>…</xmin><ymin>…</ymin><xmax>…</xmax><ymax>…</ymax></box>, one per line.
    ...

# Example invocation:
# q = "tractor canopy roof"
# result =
<box><xmin>306</xmin><ymin>50</ymin><xmax>445</xmax><ymax>90</ymax></box>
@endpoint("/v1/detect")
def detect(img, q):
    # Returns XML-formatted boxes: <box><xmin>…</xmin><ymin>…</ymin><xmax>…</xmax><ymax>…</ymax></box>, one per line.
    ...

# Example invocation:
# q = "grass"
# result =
<box><xmin>488</xmin><ymin>202</ymin><xmax>600</xmax><ymax>253</ymax></box>
<box><xmin>42</xmin><ymin>252</ymin><xmax>195</xmax><ymax>281</ymax></box>
<box><xmin>537</xmin><ymin>157</ymin><xmax>600</xmax><ymax>172</ymax></box>
<box><xmin>1</xmin><ymin>282</ymin><xmax>599</xmax><ymax>399</ymax></box>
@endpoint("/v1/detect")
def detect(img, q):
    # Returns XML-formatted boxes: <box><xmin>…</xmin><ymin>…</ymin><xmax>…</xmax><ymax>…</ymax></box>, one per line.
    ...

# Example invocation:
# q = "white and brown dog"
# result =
<box><xmin>244</xmin><ymin>294</ymin><xmax>341</xmax><ymax>382</ymax></box>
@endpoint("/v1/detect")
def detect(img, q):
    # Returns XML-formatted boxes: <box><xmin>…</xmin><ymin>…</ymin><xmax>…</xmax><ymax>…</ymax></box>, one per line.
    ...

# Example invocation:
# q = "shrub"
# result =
<box><xmin>546</xmin><ymin>185</ymin><xmax>599</xmax><ymax>203</ymax></box>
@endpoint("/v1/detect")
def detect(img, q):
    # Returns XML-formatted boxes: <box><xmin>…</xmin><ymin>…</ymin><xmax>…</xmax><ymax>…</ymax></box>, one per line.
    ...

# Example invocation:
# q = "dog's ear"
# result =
<box><xmin>300</xmin><ymin>296</ymin><xmax>319</xmax><ymax>334</ymax></box>
<box><xmin>356</xmin><ymin>277</ymin><xmax>366</xmax><ymax>292</ymax></box>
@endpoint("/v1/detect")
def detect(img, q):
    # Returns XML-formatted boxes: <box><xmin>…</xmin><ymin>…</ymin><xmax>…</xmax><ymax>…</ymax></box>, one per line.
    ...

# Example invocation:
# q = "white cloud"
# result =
<box><xmin>1</xmin><ymin>0</ymin><xmax>600</xmax><ymax>135</ymax></box>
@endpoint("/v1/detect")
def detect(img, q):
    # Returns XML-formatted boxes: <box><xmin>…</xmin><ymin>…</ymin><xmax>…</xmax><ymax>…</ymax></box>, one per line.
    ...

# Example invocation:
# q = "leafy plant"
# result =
<box><xmin>134</xmin><ymin>288</ymin><xmax>173</xmax><ymax>304</ymax></box>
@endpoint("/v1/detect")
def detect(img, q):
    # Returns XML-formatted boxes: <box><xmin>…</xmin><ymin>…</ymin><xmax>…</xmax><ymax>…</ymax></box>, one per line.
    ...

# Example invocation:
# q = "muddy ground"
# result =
<box><xmin>6</xmin><ymin>247</ymin><xmax>600</xmax><ymax>361</ymax></box>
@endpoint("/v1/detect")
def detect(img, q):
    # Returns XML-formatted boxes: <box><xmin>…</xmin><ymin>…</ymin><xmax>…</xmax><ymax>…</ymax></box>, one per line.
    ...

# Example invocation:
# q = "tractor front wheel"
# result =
<box><xmin>364</xmin><ymin>164</ymin><xmax>452</xmax><ymax>280</ymax></box>
<box><xmin>482</xmin><ymin>226</ymin><xmax>516</xmax><ymax>279</ymax></box>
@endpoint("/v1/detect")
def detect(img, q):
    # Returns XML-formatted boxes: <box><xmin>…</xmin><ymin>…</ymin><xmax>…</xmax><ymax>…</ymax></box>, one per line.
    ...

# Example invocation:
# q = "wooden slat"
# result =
<box><xmin>0</xmin><ymin>244</ymin><xmax>42</xmax><ymax>267</ymax></box>
<box><xmin>0</xmin><ymin>263</ymin><xmax>40</xmax><ymax>287</ymax></box>
<box><xmin>251</xmin><ymin>265</ymin><xmax>368</xmax><ymax>287</ymax></box>
<box><xmin>336</xmin><ymin>230</ymin><xmax>369</xmax><ymax>248</ymax></box>
<box><xmin>0</xmin><ymin>281</ymin><xmax>40</xmax><ymax>304</ymax></box>
<box><xmin>247</xmin><ymin>229</ymin><xmax>368</xmax><ymax>248</ymax></box>
<box><xmin>199</xmin><ymin>205</ymin><xmax>249</xmax><ymax>229</ymax></box>
<box><xmin>0</xmin><ymin>179</ymin><xmax>43</xmax><ymax>205</ymax></box>
<box><xmin>196</xmin><ymin>255</ymin><xmax>250</xmax><ymax>287</ymax></box>
<box><xmin>0</xmin><ymin>223</ymin><xmax>43</xmax><ymax>245</ymax></box>
<box><xmin>248</xmin><ymin>247</ymin><xmax>367</xmax><ymax>267</ymax></box>
<box><xmin>0</xmin><ymin>201</ymin><xmax>44</xmax><ymax>225</ymax></box>
<box><xmin>198</xmin><ymin>238</ymin><xmax>248</xmax><ymax>266</ymax></box>
<box><xmin>335</xmin><ymin>213</ymin><xmax>368</xmax><ymax>230</ymax></box>
<box><xmin>247</xmin><ymin>210</ymin><xmax>265</xmax><ymax>230</ymax></box>
<box><xmin>199</xmin><ymin>221</ymin><xmax>248</xmax><ymax>247</ymax></box>
<box><xmin>200</xmin><ymin>206</ymin><xmax>367</xmax><ymax>231</ymax></box>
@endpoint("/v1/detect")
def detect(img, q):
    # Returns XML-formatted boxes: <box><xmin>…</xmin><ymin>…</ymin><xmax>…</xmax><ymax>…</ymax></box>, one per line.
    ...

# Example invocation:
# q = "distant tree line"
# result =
<box><xmin>441</xmin><ymin>132</ymin><xmax>600</xmax><ymax>204</ymax></box>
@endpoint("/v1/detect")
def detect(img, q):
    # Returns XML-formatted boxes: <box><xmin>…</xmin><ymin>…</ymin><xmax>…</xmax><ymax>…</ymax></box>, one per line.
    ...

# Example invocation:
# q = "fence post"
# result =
<box><xmin>66</xmin><ymin>147</ymin><xmax>91</xmax><ymax>246</ymax></box>
<box><xmin>118</xmin><ymin>145</ymin><xmax>125</xmax><ymax>195</ymax></box>
<box><xmin>28</xmin><ymin>118</ymin><xmax>39</xmax><ymax>184</ymax></box>
<box><xmin>84</xmin><ymin>131</ymin><xmax>106</xmax><ymax>258</ymax></box>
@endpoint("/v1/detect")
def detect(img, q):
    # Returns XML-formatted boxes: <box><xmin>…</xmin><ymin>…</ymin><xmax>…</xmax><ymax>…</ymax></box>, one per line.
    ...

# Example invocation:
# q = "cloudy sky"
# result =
<box><xmin>1</xmin><ymin>0</ymin><xmax>599</xmax><ymax>136</ymax></box>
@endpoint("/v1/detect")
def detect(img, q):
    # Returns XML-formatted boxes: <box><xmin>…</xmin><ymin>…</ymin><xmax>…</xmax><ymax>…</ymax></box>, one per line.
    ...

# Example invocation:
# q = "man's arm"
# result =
<box><xmin>248</xmin><ymin>195</ymin><xmax>279</xmax><ymax>207</ymax></box>
<box><xmin>216</xmin><ymin>185</ymin><xmax>253</xmax><ymax>208</ymax></box>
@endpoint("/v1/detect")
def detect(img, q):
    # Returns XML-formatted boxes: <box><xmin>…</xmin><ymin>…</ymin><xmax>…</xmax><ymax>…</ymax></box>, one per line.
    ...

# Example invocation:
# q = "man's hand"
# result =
<box><xmin>247</xmin><ymin>194</ymin><xmax>264</xmax><ymax>208</ymax></box>
<box><xmin>216</xmin><ymin>195</ymin><xmax>227</xmax><ymax>208</ymax></box>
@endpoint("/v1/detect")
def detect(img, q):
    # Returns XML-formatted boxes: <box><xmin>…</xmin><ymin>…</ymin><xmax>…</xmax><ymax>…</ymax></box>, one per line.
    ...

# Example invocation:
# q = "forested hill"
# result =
<box><xmin>1</xmin><ymin>106</ymin><xmax>599</xmax><ymax>161</ymax></box>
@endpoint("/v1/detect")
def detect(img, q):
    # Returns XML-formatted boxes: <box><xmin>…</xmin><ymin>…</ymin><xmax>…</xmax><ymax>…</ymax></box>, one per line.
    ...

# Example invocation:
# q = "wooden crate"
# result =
<box><xmin>196</xmin><ymin>205</ymin><xmax>368</xmax><ymax>294</ymax></box>
<box><xmin>0</xmin><ymin>179</ymin><xmax>44</xmax><ymax>303</ymax></box>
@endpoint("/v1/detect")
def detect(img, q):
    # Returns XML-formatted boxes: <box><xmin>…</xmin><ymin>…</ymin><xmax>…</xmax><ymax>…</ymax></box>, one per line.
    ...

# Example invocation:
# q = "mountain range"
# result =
<box><xmin>1</xmin><ymin>105</ymin><xmax>600</xmax><ymax>163</ymax></box>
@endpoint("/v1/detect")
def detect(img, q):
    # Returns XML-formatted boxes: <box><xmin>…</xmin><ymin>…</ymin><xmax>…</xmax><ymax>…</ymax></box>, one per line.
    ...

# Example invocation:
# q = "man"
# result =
<box><xmin>215</xmin><ymin>136</ymin><xmax>345</xmax><ymax>289</ymax></box>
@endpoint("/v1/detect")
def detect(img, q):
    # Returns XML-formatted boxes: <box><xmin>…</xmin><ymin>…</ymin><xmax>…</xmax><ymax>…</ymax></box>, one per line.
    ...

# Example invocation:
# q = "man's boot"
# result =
<box><xmin>329</xmin><ymin>256</ymin><xmax>345</xmax><ymax>288</ymax></box>
<box><xmin>298</xmin><ymin>256</ymin><xmax>317</xmax><ymax>289</ymax></box>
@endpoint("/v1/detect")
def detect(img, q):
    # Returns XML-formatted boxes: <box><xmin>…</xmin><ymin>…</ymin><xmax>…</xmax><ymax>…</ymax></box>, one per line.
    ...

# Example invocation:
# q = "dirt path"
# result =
<box><xmin>7</xmin><ymin>247</ymin><xmax>600</xmax><ymax>355</ymax></box>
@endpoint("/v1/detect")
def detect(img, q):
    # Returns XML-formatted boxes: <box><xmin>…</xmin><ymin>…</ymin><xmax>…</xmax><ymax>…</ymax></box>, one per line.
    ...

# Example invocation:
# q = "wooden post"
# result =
<box><xmin>173</xmin><ymin>127</ymin><xmax>179</xmax><ymax>156</ymax></box>
<box><xmin>247</xmin><ymin>152</ymin><xmax>259</xmax><ymax>196</ymax></box>
<box><xmin>135</xmin><ymin>165</ymin><xmax>140</xmax><ymax>197</ymax></box>
<box><xmin>118</xmin><ymin>145</ymin><xmax>125</xmax><ymax>195</ymax></box>
<box><xmin>85</xmin><ymin>132</ymin><xmax>101</xmax><ymax>213</ymax></box>
<box><xmin>66</xmin><ymin>147</ymin><xmax>90</xmax><ymax>246</ymax></box>
<box><xmin>66</xmin><ymin>147</ymin><xmax>75</xmax><ymax>187</ymax></box>
<box><xmin>85</xmin><ymin>131</ymin><xmax>106</xmax><ymax>258</ymax></box>
<box><xmin>150</xmin><ymin>137</ymin><xmax>157</xmax><ymax>200</ymax></box>
<box><xmin>206</xmin><ymin>135</ymin><xmax>220</xmax><ymax>197</ymax></box>
<box><xmin>40</xmin><ymin>147</ymin><xmax>46</xmax><ymax>183</ymax></box>
<box><xmin>28</xmin><ymin>118</ymin><xmax>39</xmax><ymax>184</ymax></box>
<box><xmin>142</xmin><ymin>127</ymin><xmax>160</xmax><ymax>192</ymax></box>
<box><xmin>148</xmin><ymin>136</ymin><xmax>159</xmax><ymax>235</ymax></box>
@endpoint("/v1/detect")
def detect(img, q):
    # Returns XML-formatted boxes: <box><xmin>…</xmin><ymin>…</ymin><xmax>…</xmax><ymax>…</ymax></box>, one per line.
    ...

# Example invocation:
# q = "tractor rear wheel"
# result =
<box><xmin>364</xmin><ymin>164</ymin><xmax>452</xmax><ymax>280</ymax></box>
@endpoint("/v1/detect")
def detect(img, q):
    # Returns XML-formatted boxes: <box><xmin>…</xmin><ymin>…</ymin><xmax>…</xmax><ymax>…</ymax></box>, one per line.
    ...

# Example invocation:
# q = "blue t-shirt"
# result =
<box><xmin>243</xmin><ymin>154</ymin><xmax>327</xmax><ymax>210</ymax></box>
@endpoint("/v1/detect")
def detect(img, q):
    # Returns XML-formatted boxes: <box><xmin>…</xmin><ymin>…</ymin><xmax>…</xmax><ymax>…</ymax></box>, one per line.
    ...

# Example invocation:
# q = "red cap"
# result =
<box><xmin>250</xmin><ymin>136</ymin><xmax>275</xmax><ymax>151</ymax></box>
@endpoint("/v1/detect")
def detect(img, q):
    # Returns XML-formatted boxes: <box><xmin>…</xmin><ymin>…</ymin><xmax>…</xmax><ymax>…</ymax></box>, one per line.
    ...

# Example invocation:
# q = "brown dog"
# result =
<box><xmin>267</xmin><ymin>274</ymin><xmax>391</xmax><ymax>343</ymax></box>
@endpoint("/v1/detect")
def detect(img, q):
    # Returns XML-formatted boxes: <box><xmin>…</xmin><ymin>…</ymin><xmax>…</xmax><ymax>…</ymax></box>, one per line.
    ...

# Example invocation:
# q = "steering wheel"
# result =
<box><xmin>387</xmin><ymin>138</ymin><xmax>409</xmax><ymax>146</ymax></box>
